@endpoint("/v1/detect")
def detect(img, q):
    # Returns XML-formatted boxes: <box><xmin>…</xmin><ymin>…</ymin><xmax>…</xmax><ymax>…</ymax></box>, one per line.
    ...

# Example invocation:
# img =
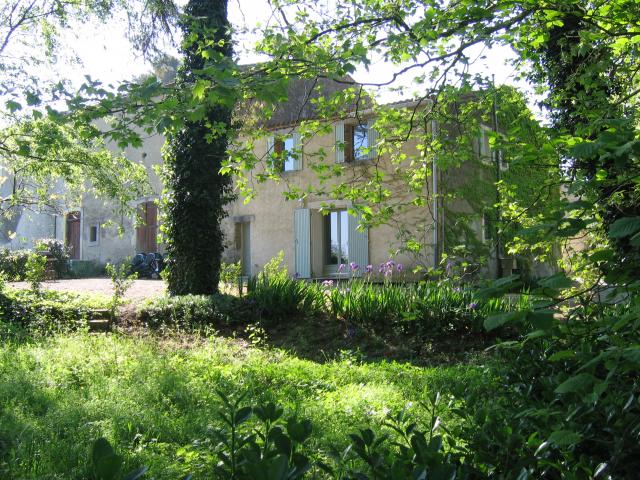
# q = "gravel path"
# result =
<box><xmin>9</xmin><ymin>278</ymin><xmax>167</xmax><ymax>301</ymax></box>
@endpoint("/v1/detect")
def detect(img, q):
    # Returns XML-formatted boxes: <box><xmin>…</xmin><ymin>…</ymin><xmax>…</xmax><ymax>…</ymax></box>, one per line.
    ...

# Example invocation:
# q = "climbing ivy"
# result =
<box><xmin>162</xmin><ymin>0</ymin><xmax>235</xmax><ymax>295</ymax></box>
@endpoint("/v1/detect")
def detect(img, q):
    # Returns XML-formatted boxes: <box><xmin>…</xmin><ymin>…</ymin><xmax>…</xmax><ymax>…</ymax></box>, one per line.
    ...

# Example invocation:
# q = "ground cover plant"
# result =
<box><xmin>0</xmin><ymin>332</ymin><xmax>489</xmax><ymax>479</ymax></box>
<box><xmin>0</xmin><ymin>287</ymin><xmax>111</xmax><ymax>337</ymax></box>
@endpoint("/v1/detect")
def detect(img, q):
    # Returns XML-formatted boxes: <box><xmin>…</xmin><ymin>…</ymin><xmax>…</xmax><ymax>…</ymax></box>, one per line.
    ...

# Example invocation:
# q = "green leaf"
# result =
<box><xmin>92</xmin><ymin>438</ymin><xmax>115</xmax><ymax>464</ymax></box>
<box><xmin>267</xmin><ymin>455</ymin><xmax>289</xmax><ymax>480</ymax></box>
<box><xmin>570</xmin><ymin>141</ymin><xmax>599</xmax><ymax>158</ymax></box>
<box><xmin>287</xmin><ymin>418</ymin><xmax>312</xmax><ymax>443</ymax></box>
<box><xmin>527</xmin><ymin>310</ymin><xmax>554</xmax><ymax>330</ymax></box>
<box><xmin>609</xmin><ymin>217</ymin><xmax>640</xmax><ymax>238</ymax></box>
<box><xmin>547</xmin><ymin>430</ymin><xmax>581</xmax><ymax>447</ymax></box>
<box><xmin>6</xmin><ymin>100</ymin><xmax>22</xmax><ymax>112</ymax></box>
<box><xmin>555</xmin><ymin>373</ymin><xmax>595</xmax><ymax>394</ymax></box>
<box><xmin>538</xmin><ymin>273</ymin><xmax>573</xmax><ymax>290</ymax></box>
<box><xmin>484</xmin><ymin>311</ymin><xmax>524</xmax><ymax>331</ymax></box>
<box><xmin>547</xmin><ymin>350</ymin><xmax>575</xmax><ymax>361</ymax></box>
<box><xmin>234</xmin><ymin>406</ymin><xmax>252</xmax><ymax>424</ymax></box>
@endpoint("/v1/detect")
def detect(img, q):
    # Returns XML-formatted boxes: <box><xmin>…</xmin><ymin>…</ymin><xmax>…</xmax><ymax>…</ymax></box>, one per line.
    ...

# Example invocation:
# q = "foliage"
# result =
<box><xmin>162</xmin><ymin>0</ymin><xmax>235</xmax><ymax>296</ymax></box>
<box><xmin>327</xmin><ymin>278</ymin><xmax>525</xmax><ymax>340</ymax></box>
<box><xmin>0</xmin><ymin>288</ymin><xmax>108</xmax><ymax>336</ymax></box>
<box><xmin>0</xmin><ymin>248</ymin><xmax>30</xmax><ymax>280</ymax></box>
<box><xmin>137</xmin><ymin>293</ymin><xmax>246</xmax><ymax>331</ymax></box>
<box><xmin>89</xmin><ymin>438</ymin><xmax>149</xmax><ymax>480</ymax></box>
<box><xmin>0</xmin><ymin>332</ymin><xmax>488</xmax><ymax>479</ymax></box>
<box><xmin>259</xmin><ymin>250</ymin><xmax>288</xmax><ymax>282</ymax></box>
<box><xmin>248</xmin><ymin>276</ymin><xmax>325</xmax><ymax>324</ymax></box>
<box><xmin>220</xmin><ymin>260</ymin><xmax>243</xmax><ymax>295</ymax></box>
<box><xmin>105</xmin><ymin>262</ymin><xmax>138</xmax><ymax>318</ymax></box>
<box><xmin>24</xmin><ymin>252</ymin><xmax>46</xmax><ymax>293</ymax></box>
<box><xmin>35</xmin><ymin>238</ymin><xmax>70</xmax><ymax>279</ymax></box>
<box><xmin>0</xmin><ymin>118</ymin><xmax>150</xmax><ymax>218</ymax></box>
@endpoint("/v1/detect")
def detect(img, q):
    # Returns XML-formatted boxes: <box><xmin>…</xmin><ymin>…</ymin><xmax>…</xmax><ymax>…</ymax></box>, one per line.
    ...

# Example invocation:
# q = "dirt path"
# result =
<box><xmin>9</xmin><ymin>278</ymin><xmax>166</xmax><ymax>301</ymax></box>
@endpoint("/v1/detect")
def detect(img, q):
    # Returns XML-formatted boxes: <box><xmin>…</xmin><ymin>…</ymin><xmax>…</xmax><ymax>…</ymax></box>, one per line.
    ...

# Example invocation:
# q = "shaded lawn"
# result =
<box><xmin>0</xmin><ymin>333</ymin><xmax>493</xmax><ymax>479</ymax></box>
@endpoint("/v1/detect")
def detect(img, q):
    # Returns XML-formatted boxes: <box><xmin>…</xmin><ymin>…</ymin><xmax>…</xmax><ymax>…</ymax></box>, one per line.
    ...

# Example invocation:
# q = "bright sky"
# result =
<box><xmin>55</xmin><ymin>0</ymin><xmax>538</xmax><ymax>112</ymax></box>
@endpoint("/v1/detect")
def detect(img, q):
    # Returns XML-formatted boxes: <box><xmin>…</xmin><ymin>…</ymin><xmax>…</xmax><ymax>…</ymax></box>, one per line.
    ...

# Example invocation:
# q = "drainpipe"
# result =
<box><xmin>431</xmin><ymin>119</ymin><xmax>439</xmax><ymax>269</ymax></box>
<box><xmin>492</xmin><ymin>76</ymin><xmax>503</xmax><ymax>278</ymax></box>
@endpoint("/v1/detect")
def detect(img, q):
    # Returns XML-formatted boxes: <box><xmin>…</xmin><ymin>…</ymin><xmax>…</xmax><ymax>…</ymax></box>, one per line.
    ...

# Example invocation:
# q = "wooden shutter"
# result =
<box><xmin>146</xmin><ymin>202</ymin><xmax>158</xmax><ymax>252</ymax></box>
<box><xmin>65</xmin><ymin>212</ymin><xmax>81</xmax><ymax>260</ymax></box>
<box><xmin>294</xmin><ymin>208</ymin><xmax>311</xmax><ymax>278</ymax></box>
<box><xmin>292</xmin><ymin>131</ymin><xmax>302</xmax><ymax>171</ymax></box>
<box><xmin>347</xmin><ymin>212</ymin><xmax>368</xmax><ymax>277</ymax></box>
<box><xmin>136</xmin><ymin>204</ymin><xmax>146</xmax><ymax>252</ymax></box>
<box><xmin>335</xmin><ymin>122</ymin><xmax>345</xmax><ymax>163</ymax></box>
<box><xmin>367</xmin><ymin>118</ymin><xmax>378</xmax><ymax>160</ymax></box>
<box><xmin>344</xmin><ymin>124</ymin><xmax>354</xmax><ymax>162</ymax></box>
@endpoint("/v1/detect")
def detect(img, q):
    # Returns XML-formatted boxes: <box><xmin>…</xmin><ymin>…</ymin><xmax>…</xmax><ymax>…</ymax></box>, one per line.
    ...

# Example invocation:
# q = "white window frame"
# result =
<box><xmin>268</xmin><ymin>132</ymin><xmax>302</xmax><ymax>172</ymax></box>
<box><xmin>335</xmin><ymin>119</ymin><xmax>377</xmax><ymax>163</ymax></box>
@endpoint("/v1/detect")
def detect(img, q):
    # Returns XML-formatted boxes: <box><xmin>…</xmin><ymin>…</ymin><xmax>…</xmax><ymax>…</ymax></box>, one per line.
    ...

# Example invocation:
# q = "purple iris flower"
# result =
<box><xmin>468</xmin><ymin>302</ymin><xmax>478</xmax><ymax>310</ymax></box>
<box><xmin>365</xmin><ymin>264</ymin><xmax>373</xmax><ymax>274</ymax></box>
<box><xmin>338</xmin><ymin>263</ymin><xmax>345</xmax><ymax>272</ymax></box>
<box><xmin>350</xmin><ymin>262</ymin><xmax>359</xmax><ymax>271</ymax></box>
<box><xmin>397</xmin><ymin>263</ymin><xmax>404</xmax><ymax>272</ymax></box>
<box><xmin>379</xmin><ymin>263</ymin><xmax>386</xmax><ymax>273</ymax></box>
<box><xmin>322</xmin><ymin>279</ymin><xmax>334</xmax><ymax>288</ymax></box>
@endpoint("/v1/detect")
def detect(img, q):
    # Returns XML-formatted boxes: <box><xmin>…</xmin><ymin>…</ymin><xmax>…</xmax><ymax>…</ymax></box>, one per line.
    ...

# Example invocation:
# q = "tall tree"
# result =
<box><xmin>163</xmin><ymin>0</ymin><xmax>235</xmax><ymax>295</ymax></box>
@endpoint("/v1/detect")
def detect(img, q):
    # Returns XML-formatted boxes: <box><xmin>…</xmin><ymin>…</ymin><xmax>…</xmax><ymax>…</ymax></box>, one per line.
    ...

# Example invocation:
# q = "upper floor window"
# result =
<box><xmin>345</xmin><ymin>123</ymin><xmax>369</xmax><ymax>161</ymax></box>
<box><xmin>335</xmin><ymin>119</ymin><xmax>377</xmax><ymax>163</ymax></box>
<box><xmin>268</xmin><ymin>132</ymin><xmax>302</xmax><ymax>172</ymax></box>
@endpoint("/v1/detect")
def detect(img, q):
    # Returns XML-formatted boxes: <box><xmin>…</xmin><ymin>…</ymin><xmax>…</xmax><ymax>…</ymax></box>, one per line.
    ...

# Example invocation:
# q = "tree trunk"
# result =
<box><xmin>163</xmin><ymin>0</ymin><xmax>234</xmax><ymax>295</ymax></box>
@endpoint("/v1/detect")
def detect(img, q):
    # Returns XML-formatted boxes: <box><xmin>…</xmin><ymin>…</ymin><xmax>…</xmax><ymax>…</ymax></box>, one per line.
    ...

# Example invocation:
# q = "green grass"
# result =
<box><xmin>0</xmin><ymin>332</ymin><xmax>490</xmax><ymax>479</ymax></box>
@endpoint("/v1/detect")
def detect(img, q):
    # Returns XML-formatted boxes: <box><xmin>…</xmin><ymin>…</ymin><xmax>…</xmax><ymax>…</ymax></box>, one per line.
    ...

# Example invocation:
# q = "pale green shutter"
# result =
<box><xmin>335</xmin><ymin>122</ymin><xmax>345</xmax><ymax>163</ymax></box>
<box><xmin>348</xmin><ymin>212</ymin><xmax>368</xmax><ymax>277</ymax></box>
<box><xmin>292</xmin><ymin>131</ymin><xmax>302</xmax><ymax>171</ymax></box>
<box><xmin>367</xmin><ymin>118</ymin><xmax>377</xmax><ymax>160</ymax></box>
<box><xmin>479</xmin><ymin>128</ymin><xmax>490</xmax><ymax>164</ymax></box>
<box><xmin>294</xmin><ymin>208</ymin><xmax>311</xmax><ymax>278</ymax></box>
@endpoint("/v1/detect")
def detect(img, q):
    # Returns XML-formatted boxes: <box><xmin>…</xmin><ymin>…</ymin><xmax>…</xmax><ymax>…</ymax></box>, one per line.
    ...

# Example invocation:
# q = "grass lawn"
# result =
<box><xmin>0</xmin><ymin>332</ymin><xmax>491</xmax><ymax>479</ymax></box>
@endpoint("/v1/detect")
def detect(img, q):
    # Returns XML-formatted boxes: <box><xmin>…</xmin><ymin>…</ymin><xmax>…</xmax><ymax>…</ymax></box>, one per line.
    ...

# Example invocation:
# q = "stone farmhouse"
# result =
<box><xmin>1</xmin><ymin>77</ymin><xmax>511</xmax><ymax>279</ymax></box>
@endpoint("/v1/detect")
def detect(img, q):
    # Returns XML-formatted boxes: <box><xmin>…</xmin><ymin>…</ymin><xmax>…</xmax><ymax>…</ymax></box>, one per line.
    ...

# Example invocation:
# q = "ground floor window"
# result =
<box><xmin>88</xmin><ymin>224</ymin><xmax>99</xmax><ymax>245</ymax></box>
<box><xmin>324</xmin><ymin>210</ymin><xmax>349</xmax><ymax>271</ymax></box>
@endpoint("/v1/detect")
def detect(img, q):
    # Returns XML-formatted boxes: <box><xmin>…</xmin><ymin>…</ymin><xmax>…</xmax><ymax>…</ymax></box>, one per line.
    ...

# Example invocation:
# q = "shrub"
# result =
<box><xmin>326</xmin><ymin>279</ymin><xmax>525</xmax><ymax>339</ymax></box>
<box><xmin>0</xmin><ymin>288</ymin><xmax>99</xmax><ymax>334</ymax></box>
<box><xmin>326</xmin><ymin>280</ymin><xmax>408</xmax><ymax>331</ymax></box>
<box><xmin>0</xmin><ymin>248</ymin><xmax>30</xmax><ymax>280</ymax></box>
<box><xmin>259</xmin><ymin>250</ymin><xmax>288</xmax><ymax>282</ymax></box>
<box><xmin>246</xmin><ymin>251</ymin><xmax>324</xmax><ymax>323</ymax></box>
<box><xmin>82</xmin><ymin>391</ymin><xmax>474</xmax><ymax>480</ymax></box>
<box><xmin>220</xmin><ymin>260</ymin><xmax>243</xmax><ymax>295</ymax></box>
<box><xmin>248</xmin><ymin>275</ymin><xmax>324</xmax><ymax>323</ymax></box>
<box><xmin>35</xmin><ymin>238</ymin><xmax>70</xmax><ymax>278</ymax></box>
<box><xmin>24</xmin><ymin>252</ymin><xmax>47</xmax><ymax>293</ymax></box>
<box><xmin>105</xmin><ymin>261</ymin><xmax>137</xmax><ymax>318</ymax></box>
<box><xmin>137</xmin><ymin>294</ymin><xmax>247</xmax><ymax>330</ymax></box>
<box><xmin>453</xmin><ymin>280</ymin><xmax>640</xmax><ymax>479</ymax></box>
